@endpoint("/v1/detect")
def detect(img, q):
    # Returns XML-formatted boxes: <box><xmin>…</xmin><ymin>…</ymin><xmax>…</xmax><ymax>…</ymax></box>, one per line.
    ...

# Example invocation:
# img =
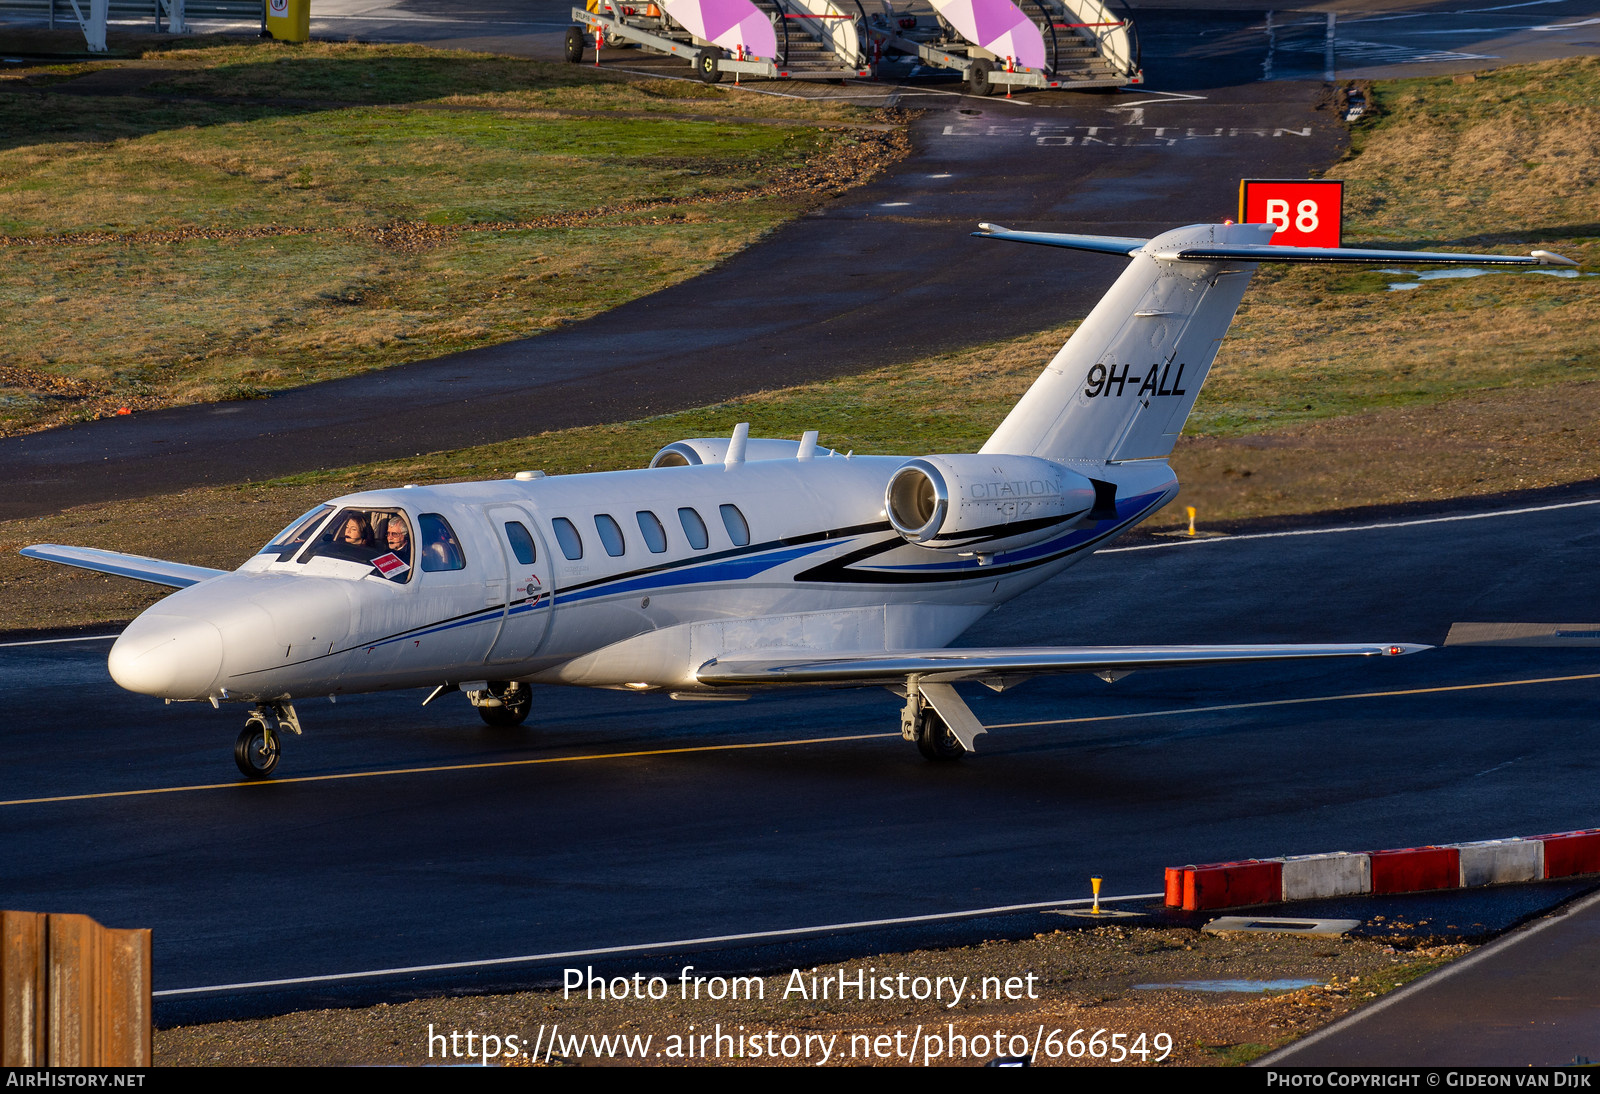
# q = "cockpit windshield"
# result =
<box><xmin>296</xmin><ymin>507</ymin><xmax>414</xmax><ymax>582</ymax></box>
<box><xmin>259</xmin><ymin>505</ymin><xmax>334</xmax><ymax>562</ymax></box>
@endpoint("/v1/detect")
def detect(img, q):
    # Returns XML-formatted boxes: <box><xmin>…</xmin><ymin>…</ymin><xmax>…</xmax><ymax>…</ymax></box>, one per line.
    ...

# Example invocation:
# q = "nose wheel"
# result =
<box><xmin>235</xmin><ymin>717</ymin><xmax>280</xmax><ymax>778</ymax></box>
<box><xmin>233</xmin><ymin>701</ymin><xmax>301</xmax><ymax>778</ymax></box>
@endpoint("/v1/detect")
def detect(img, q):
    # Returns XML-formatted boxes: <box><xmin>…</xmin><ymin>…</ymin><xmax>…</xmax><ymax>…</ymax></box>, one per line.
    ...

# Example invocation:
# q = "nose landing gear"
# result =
<box><xmin>234</xmin><ymin>701</ymin><xmax>302</xmax><ymax>778</ymax></box>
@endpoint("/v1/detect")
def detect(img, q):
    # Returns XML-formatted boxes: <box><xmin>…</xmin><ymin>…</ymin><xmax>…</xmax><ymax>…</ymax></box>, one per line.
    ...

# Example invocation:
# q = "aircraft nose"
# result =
<box><xmin>108</xmin><ymin>614</ymin><xmax>225</xmax><ymax>700</ymax></box>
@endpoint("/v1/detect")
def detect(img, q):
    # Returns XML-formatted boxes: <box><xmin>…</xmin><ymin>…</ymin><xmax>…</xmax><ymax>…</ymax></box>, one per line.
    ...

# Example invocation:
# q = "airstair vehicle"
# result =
<box><xmin>565</xmin><ymin>0</ymin><xmax>1139</xmax><ymax>91</ymax></box>
<box><xmin>568</xmin><ymin>0</ymin><xmax>872</xmax><ymax>83</ymax></box>
<box><xmin>864</xmin><ymin>0</ymin><xmax>1140</xmax><ymax>93</ymax></box>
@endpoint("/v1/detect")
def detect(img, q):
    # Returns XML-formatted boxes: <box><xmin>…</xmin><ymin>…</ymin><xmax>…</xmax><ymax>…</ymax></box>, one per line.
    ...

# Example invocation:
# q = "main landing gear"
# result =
<box><xmin>901</xmin><ymin>688</ymin><xmax>966</xmax><ymax>762</ymax></box>
<box><xmin>469</xmin><ymin>681</ymin><xmax>533</xmax><ymax>727</ymax></box>
<box><xmin>235</xmin><ymin>701</ymin><xmax>301</xmax><ymax>779</ymax></box>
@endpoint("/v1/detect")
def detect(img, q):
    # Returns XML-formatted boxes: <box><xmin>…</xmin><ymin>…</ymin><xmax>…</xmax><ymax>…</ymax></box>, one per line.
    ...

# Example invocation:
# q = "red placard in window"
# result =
<box><xmin>1238</xmin><ymin>179</ymin><xmax>1343</xmax><ymax>248</ymax></box>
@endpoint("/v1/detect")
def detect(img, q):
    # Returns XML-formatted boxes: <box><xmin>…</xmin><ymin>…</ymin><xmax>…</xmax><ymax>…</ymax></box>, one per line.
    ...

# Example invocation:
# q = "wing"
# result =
<box><xmin>697</xmin><ymin>642</ymin><xmax>1428</xmax><ymax>687</ymax></box>
<box><xmin>19</xmin><ymin>544</ymin><xmax>226</xmax><ymax>589</ymax></box>
<box><xmin>698</xmin><ymin>642</ymin><xmax>1428</xmax><ymax>752</ymax></box>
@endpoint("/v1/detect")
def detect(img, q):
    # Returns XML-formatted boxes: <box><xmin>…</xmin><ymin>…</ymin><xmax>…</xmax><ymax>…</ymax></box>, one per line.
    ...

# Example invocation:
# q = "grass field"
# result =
<box><xmin>1</xmin><ymin>55</ymin><xmax>1597</xmax><ymax>630</ymax></box>
<box><xmin>0</xmin><ymin>38</ymin><xmax>904</xmax><ymax>432</ymax></box>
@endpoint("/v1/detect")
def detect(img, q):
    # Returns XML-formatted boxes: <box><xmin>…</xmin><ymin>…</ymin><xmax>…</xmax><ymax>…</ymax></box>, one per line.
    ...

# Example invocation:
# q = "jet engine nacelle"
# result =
<box><xmin>650</xmin><ymin>437</ymin><xmax>838</xmax><ymax>468</ymax></box>
<box><xmin>885</xmin><ymin>454</ymin><xmax>1097</xmax><ymax>552</ymax></box>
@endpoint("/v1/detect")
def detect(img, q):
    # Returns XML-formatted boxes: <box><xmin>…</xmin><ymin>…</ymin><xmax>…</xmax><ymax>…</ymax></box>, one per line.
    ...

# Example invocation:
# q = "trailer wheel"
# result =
<box><xmin>967</xmin><ymin>57</ymin><xmax>994</xmax><ymax>96</ymax></box>
<box><xmin>696</xmin><ymin>49</ymin><xmax>724</xmax><ymax>83</ymax></box>
<box><xmin>564</xmin><ymin>26</ymin><xmax>586</xmax><ymax>63</ymax></box>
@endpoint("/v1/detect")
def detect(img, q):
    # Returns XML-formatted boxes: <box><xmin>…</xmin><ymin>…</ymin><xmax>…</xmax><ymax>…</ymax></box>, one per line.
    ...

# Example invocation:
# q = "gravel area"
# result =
<box><xmin>157</xmin><ymin>925</ymin><xmax>1471</xmax><ymax>1067</ymax></box>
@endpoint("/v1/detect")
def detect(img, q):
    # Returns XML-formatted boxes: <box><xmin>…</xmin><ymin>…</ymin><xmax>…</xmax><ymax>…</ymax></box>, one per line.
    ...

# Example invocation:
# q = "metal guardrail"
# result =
<box><xmin>1</xmin><ymin>910</ymin><xmax>152</xmax><ymax>1067</ymax></box>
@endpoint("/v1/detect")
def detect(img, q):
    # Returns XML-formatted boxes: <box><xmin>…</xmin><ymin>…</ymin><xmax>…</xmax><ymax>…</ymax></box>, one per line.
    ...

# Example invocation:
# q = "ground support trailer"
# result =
<box><xmin>567</xmin><ymin>0</ymin><xmax>870</xmax><ymax>83</ymax></box>
<box><xmin>863</xmin><ymin>0</ymin><xmax>1141</xmax><ymax>94</ymax></box>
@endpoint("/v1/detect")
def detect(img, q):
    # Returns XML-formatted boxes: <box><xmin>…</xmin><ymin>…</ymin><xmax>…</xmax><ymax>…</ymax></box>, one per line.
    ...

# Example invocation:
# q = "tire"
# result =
<box><xmin>696</xmin><ymin>49</ymin><xmax>724</xmax><ymax>84</ymax></box>
<box><xmin>479</xmin><ymin>683</ymin><xmax>532</xmax><ymax>727</ymax></box>
<box><xmin>235</xmin><ymin>719</ymin><xmax>280</xmax><ymax>778</ymax></box>
<box><xmin>915</xmin><ymin>709</ymin><xmax>966</xmax><ymax>762</ymax></box>
<box><xmin>967</xmin><ymin>57</ymin><xmax>994</xmax><ymax>96</ymax></box>
<box><xmin>565</xmin><ymin>26</ymin><xmax>586</xmax><ymax>63</ymax></box>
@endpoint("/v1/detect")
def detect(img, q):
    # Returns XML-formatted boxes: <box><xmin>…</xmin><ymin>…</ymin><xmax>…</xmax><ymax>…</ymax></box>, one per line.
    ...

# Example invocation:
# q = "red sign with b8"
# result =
<box><xmin>1238</xmin><ymin>179</ymin><xmax>1344</xmax><ymax>248</ymax></box>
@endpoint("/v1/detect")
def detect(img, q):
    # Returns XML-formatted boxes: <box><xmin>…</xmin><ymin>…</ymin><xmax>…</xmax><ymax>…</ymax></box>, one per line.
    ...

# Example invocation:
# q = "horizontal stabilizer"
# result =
<box><xmin>974</xmin><ymin>224</ymin><xmax>1148</xmax><ymax>256</ymax></box>
<box><xmin>698</xmin><ymin>642</ymin><xmax>1428</xmax><ymax>687</ymax></box>
<box><xmin>1153</xmin><ymin>243</ymin><xmax>1577</xmax><ymax>266</ymax></box>
<box><xmin>20</xmin><ymin>544</ymin><xmax>226</xmax><ymax>588</ymax></box>
<box><xmin>973</xmin><ymin>223</ymin><xmax>1576</xmax><ymax>266</ymax></box>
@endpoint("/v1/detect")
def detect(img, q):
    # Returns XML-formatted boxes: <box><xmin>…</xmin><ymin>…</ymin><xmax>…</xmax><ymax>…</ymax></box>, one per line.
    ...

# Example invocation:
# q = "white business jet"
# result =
<box><xmin>22</xmin><ymin>222</ymin><xmax>1576</xmax><ymax>777</ymax></box>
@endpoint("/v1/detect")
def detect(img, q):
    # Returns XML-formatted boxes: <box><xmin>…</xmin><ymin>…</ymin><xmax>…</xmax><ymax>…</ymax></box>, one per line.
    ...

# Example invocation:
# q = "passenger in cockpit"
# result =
<box><xmin>339</xmin><ymin>514</ymin><xmax>376</xmax><ymax>552</ymax></box>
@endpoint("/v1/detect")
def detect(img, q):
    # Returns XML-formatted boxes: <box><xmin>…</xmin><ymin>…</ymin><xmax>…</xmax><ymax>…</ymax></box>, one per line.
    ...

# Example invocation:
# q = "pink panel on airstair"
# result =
<box><xmin>662</xmin><ymin>0</ymin><xmax>779</xmax><ymax>59</ymax></box>
<box><xmin>928</xmin><ymin>0</ymin><xmax>1046</xmax><ymax>69</ymax></box>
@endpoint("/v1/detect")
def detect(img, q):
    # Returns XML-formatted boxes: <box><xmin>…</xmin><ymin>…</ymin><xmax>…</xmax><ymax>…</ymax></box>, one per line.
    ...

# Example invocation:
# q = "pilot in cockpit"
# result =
<box><xmin>379</xmin><ymin>515</ymin><xmax>411</xmax><ymax>575</ymax></box>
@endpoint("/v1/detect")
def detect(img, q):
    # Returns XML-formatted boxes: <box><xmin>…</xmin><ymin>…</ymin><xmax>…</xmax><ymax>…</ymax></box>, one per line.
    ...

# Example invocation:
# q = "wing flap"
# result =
<box><xmin>698</xmin><ymin>642</ymin><xmax>1428</xmax><ymax>686</ymax></box>
<box><xmin>20</xmin><ymin>544</ymin><xmax>226</xmax><ymax>589</ymax></box>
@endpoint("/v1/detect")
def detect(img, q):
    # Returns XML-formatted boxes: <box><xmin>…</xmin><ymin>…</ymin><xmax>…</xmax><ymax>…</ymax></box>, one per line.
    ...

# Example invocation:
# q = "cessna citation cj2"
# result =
<box><xmin>23</xmin><ymin>222</ymin><xmax>1577</xmax><ymax>778</ymax></box>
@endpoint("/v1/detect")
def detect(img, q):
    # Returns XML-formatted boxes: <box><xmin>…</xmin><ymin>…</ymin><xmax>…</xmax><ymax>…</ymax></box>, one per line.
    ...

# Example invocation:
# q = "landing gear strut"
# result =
<box><xmin>234</xmin><ymin>701</ymin><xmax>301</xmax><ymax>778</ymax></box>
<box><xmin>473</xmin><ymin>681</ymin><xmax>533</xmax><ymax>727</ymax></box>
<box><xmin>901</xmin><ymin>689</ymin><xmax>966</xmax><ymax>762</ymax></box>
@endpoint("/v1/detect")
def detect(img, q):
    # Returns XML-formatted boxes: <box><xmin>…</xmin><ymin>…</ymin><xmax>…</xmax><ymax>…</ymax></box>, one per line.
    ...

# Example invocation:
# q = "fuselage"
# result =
<box><xmin>106</xmin><ymin>452</ymin><xmax>1178</xmax><ymax>704</ymax></box>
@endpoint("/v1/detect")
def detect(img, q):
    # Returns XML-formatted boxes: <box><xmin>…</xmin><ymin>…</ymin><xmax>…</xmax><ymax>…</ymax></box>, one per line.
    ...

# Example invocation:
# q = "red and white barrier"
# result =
<box><xmin>1164</xmin><ymin>828</ymin><xmax>1600</xmax><ymax>911</ymax></box>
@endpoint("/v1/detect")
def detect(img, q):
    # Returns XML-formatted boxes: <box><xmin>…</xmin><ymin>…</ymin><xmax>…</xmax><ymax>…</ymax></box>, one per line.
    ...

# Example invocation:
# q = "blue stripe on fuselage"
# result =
<box><xmin>853</xmin><ymin>489</ymin><xmax>1170</xmax><ymax>573</ymax></box>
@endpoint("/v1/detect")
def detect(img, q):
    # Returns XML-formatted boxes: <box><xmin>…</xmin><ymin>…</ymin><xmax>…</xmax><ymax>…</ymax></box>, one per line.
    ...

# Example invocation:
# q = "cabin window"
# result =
<box><xmin>261</xmin><ymin>504</ymin><xmax>333</xmax><ymax>560</ymax></box>
<box><xmin>552</xmin><ymin>517</ymin><xmax>583</xmax><ymax>560</ymax></box>
<box><xmin>720</xmin><ymin>503</ymin><xmax>751</xmax><ymax>547</ymax></box>
<box><xmin>418</xmin><ymin>513</ymin><xmax>466</xmax><ymax>572</ymax></box>
<box><xmin>678</xmin><ymin>507</ymin><xmax>709</xmax><ymax>551</ymax></box>
<box><xmin>595</xmin><ymin>513</ymin><xmax>626</xmax><ymax>557</ymax></box>
<box><xmin>636</xmin><ymin>510</ymin><xmax>668</xmax><ymax>554</ymax></box>
<box><xmin>504</xmin><ymin>521</ymin><xmax>537</xmax><ymax>566</ymax></box>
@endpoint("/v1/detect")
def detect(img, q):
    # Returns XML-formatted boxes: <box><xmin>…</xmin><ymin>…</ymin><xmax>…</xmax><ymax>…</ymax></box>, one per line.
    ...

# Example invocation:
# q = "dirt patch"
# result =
<box><xmin>154</xmin><ymin>926</ymin><xmax>1468</xmax><ymax>1067</ymax></box>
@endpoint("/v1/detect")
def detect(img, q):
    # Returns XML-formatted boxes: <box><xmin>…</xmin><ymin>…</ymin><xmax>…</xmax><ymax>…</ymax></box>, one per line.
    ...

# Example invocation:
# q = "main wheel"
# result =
<box><xmin>564</xmin><ymin>26</ymin><xmax>586</xmax><ymax>63</ymax></box>
<box><xmin>235</xmin><ymin>718</ymin><xmax>280</xmax><ymax>778</ymax></box>
<box><xmin>696</xmin><ymin>49</ymin><xmax>724</xmax><ymax>83</ymax></box>
<box><xmin>967</xmin><ymin>57</ymin><xmax>994</xmax><ymax>96</ymax></box>
<box><xmin>479</xmin><ymin>682</ymin><xmax>532</xmax><ymax>727</ymax></box>
<box><xmin>915</xmin><ymin>708</ymin><xmax>966</xmax><ymax>762</ymax></box>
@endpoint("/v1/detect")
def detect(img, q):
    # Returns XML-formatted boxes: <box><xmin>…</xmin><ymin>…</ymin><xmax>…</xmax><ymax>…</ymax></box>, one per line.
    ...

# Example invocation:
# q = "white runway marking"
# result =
<box><xmin>153</xmin><ymin>890</ymin><xmax>1163</xmax><ymax>997</ymax></box>
<box><xmin>0</xmin><ymin>634</ymin><xmax>119</xmax><ymax>648</ymax></box>
<box><xmin>1101</xmin><ymin>497</ymin><xmax>1600</xmax><ymax>553</ymax></box>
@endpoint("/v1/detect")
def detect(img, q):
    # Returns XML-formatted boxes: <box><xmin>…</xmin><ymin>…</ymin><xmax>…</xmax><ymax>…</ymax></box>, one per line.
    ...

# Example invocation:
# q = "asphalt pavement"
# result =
<box><xmin>5</xmin><ymin>495</ymin><xmax>1600</xmax><ymax>1030</ymax></box>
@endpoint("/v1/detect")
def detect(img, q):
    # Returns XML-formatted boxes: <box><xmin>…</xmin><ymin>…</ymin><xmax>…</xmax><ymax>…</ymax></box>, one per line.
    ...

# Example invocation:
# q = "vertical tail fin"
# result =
<box><xmin>981</xmin><ymin>222</ymin><xmax>1274</xmax><ymax>464</ymax></box>
<box><xmin>976</xmin><ymin>221</ymin><xmax>1573</xmax><ymax>465</ymax></box>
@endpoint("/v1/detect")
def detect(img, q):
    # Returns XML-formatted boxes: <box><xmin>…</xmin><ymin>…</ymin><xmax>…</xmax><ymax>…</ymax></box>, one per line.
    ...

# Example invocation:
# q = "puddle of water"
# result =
<box><xmin>1134</xmin><ymin>979</ymin><xmax>1322</xmax><ymax>993</ymax></box>
<box><xmin>1382</xmin><ymin>266</ymin><xmax>1591</xmax><ymax>292</ymax></box>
